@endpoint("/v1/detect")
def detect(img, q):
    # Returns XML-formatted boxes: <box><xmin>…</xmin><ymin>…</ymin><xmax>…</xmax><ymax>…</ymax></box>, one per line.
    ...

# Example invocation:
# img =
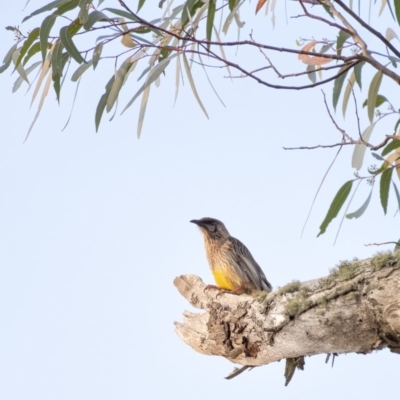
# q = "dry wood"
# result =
<box><xmin>174</xmin><ymin>253</ymin><xmax>400</xmax><ymax>380</ymax></box>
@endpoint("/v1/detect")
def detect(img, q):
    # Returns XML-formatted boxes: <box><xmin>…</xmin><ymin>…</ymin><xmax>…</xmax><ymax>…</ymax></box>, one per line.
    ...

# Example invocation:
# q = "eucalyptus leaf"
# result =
<box><xmin>60</xmin><ymin>26</ymin><xmax>86</xmax><ymax>64</ymax></box>
<box><xmin>332</xmin><ymin>65</ymin><xmax>349</xmax><ymax>111</ymax></box>
<box><xmin>0</xmin><ymin>43</ymin><xmax>18</xmax><ymax>74</ymax></box>
<box><xmin>380</xmin><ymin>167</ymin><xmax>393</xmax><ymax>214</ymax></box>
<box><xmin>40</xmin><ymin>14</ymin><xmax>57</xmax><ymax>61</ymax></box>
<box><xmin>93</xmin><ymin>42</ymin><xmax>103</xmax><ymax>69</ymax></box>
<box><xmin>352</xmin><ymin>122</ymin><xmax>377</xmax><ymax>170</ymax></box>
<box><xmin>71</xmin><ymin>59</ymin><xmax>93</xmax><ymax>81</ymax></box>
<box><xmin>22</xmin><ymin>0</ymin><xmax>69</xmax><ymax>22</ymax></box>
<box><xmin>107</xmin><ymin>56</ymin><xmax>133</xmax><ymax>112</ymax></box>
<box><xmin>367</xmin><ymin>71</ymin><xmax>383</xmax><ymax>123</ymax></box>
<box><xmin>318</xmin><ymin>180</ymin><xmax>353</xmax><ymax>236</ymax></box>
<box><xmin>382</xmin><ymin>139</ymin><xmax>400</xmax><ymax>156</ymax></box>
<box><xmin>346</xmin><ymin>189</ymin><xmax>373</xmax><ymax>219</ymax></box>
<box><xmin>15</xmin><ymin>28</ymin><xmax>40</xmax><ymax>69</ymax></box>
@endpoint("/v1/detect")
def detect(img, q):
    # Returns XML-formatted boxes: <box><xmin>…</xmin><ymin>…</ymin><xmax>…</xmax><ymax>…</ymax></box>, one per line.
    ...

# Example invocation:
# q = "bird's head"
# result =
<box><xmin>190</xmin><ymin>217</ymin><xmax>230</xmax><ymax>241</ymax></box>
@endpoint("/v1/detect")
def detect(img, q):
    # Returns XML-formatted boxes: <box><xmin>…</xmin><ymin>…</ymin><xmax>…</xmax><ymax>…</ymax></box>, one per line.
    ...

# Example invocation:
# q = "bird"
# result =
<box><xmin>190</xmin><ymin>217</ymin><xmax>272</xmax><ymax>295</ymax></box>
<box><xmin>190</xmin><ymin>218</ymin><xmax>301</xmax><ymax>385</ymax></box>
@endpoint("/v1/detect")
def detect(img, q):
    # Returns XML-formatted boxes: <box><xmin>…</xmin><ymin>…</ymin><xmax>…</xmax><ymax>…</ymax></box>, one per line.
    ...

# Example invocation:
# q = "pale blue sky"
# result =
<box><xmin>1</xmin><ymin>1</ymin><xmax>399</xmax><ymax>399</ymax></box>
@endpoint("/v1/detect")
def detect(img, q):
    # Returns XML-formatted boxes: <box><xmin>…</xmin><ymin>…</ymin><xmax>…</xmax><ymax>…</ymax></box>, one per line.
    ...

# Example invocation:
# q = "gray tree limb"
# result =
<box><xmin>174</xmin><ymin>254</ymin><xmax>400</xmax><ymax>380</ymax></box>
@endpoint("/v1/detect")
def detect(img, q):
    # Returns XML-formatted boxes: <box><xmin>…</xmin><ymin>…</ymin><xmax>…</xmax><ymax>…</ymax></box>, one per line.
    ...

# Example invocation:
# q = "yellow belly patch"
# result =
<box><xmin>212</xmin><ymin>267</ymin><xmax>238</xmax><ymax>291</ymax></box>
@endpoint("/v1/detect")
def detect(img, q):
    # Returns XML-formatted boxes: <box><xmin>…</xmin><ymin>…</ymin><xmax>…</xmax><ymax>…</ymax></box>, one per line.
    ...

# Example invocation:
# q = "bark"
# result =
<box><xmin>174</xmin><ymin>253</ymin><xmax>400</xmax><ymax>379</ymax></box>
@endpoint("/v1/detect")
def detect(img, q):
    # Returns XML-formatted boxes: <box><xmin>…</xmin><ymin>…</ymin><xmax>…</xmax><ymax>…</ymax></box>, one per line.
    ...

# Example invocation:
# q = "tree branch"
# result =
<box><xmin>174</xmin><ymin>254</ymin><xmax>400</xmax><ymax>382</ymax></box>
<box><xmin>333</xmin><ymin>0</ymin><xmax>400</xmax><ymax>59</ymax></box>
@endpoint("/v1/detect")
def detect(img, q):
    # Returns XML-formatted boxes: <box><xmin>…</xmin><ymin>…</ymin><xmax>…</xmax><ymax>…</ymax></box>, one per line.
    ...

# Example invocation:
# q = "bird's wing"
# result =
<box><xmin>230</xmin><ymin>237</ymin><xmax>273</xmax><ymax>292</ymax></box>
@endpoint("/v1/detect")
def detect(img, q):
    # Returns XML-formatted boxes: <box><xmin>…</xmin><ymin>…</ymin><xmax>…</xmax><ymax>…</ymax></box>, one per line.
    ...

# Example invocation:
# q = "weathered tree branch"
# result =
<box><xmin>174</xmin><ymin>253</ymin><xmax>400</xmax><ymax>380</ymax></box>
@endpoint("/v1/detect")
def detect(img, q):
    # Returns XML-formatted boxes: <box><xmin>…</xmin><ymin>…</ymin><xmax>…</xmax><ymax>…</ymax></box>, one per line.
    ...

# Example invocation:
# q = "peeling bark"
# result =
<box><xmin>174</xmin><ymin>255</ymin><xmax>400</xmax><ymax>378</ymax></box>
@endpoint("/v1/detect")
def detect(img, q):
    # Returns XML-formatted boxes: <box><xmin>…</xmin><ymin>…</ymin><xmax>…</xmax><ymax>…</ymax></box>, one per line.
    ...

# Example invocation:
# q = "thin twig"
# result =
<box><xmin>301</xmin><ymin>145</ymin><xmax>343</xmax><ymax>238</ymax></box>
<box><xmin>321</xmin><ymin>90</ymin><xmax>354</xmax><ymax>143</ymax></box>
<box><xmin>351</xmin><ymin>83</ymin><xmax>363</xmax><ymax>140</ymax></box>
<box><xmin>365</xmin><ymin>241</ymin><xmax>400</xmax><ymax>247</ymax></box>
<box><xmin>284</xmin><ymin>142</ymin><xmax>353</xmax><ymax>150</ymax></box>
<box><xmin>333</xmin><ymin>0</ymin><xmax>400</xmax><ymax>59</ymax></box>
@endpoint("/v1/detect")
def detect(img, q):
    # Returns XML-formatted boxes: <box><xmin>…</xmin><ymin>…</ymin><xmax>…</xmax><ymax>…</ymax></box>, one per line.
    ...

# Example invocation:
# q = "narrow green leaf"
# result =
<box><xmin>95</xmin><ymin>93</ymin><xmax>108</xmax><ymax>132</ymax></box>
<box><xmin>213</xmin><ymin>26</ymin><xmax>232</xmax><ymax>77</ymax></box>
<box><xmin>380</xmin><ymin>167</ymin><xmax>393</xmax><ymax>214</ymax></box>
<box><xmin>394</xmin><ymin>118</ymin><xmax>400</xmax><ymax>134</ymax></box>
<box><xmin>352</xmin><ymin>122</ymin><xmax>377</xmax><ymax>170</ymax></box>
<box><xmin>121</xmin><ymin>53</ymin><xmax>179</xmax><ymax>114</ymax></box>
<box><xmin>0</xmin><ymin>43</ymin><xmax>18</xmax><ymax>74</ymax></box>
<box><xmin>174</xmin><ymin>54</ymin><xmax>181</xmax><ymax>106</ymax></box>
<box><xmin>182</xmin><ymin>53</ymin><xmax>209</xmax><ymax>119</ymax></box>
<box><xmin>337</xmin><ymin>30</ymin><xmax>350</xmax><ymax>57</ymax></box>
<box><xmin>22</xmin><ymin>0</ymin><xmax>69</xmax><ymax>22</ymax></box>
<box><xmin>53</xmin><ymin>52</ymin><xmax>69</xmax><ymax>102</ymax></box>
<box><xmin>198</xmin><ymin>53</ymin><xmax>226</xmax><ymax>107</ymax></box>
<box><xmin>307</xmin><ymin>64</ymin><xmax>316</xmax><ymax>83</ymax></box>
<box><xmin>332</xmin><ymin>65</ymin><xmax>349</xmax><ymax>111</ymax></box>
<box><xmin>95</xmin><ymin>75</ymin><xmax>115</xmax><ymax>132</ymax></box>
<box><xmin>367</xmin><ymin>71</ymin><xmax>383</xmax><ymax>123</ymax></box>
<box><xmin>107</xmin><ymin>56</ymin><xmax>133</xmax><ymax>112</ymax></box>
<box><xmin>55</xmin><ymin>0</ymin><xmax>80</xmax><ymax>16</ymax></box>
<box><xmin>12</xmin><ymin>61</ymin><xmax>41</xmax><ymax>93</ymax></box>
<box><xmin>25</xmin><ymin>71</ymin><xmax>53</xmax><ymax>142</ymax></box>
<box><xmin>51</xmin><ymin>40</ymin><xmax>64</xmax><ymax>76</ymax></box>
<box><xmin>12</xmin><ymin>50</ymin><xmax>29</xmax><ymax>83</ymax></box>
<box><xmin>78</xmin><ymin>0</ymin><xmax>92</xmax><ymax>24</ymax></box>
<box><xmin>137</xmin><ymin>66</ymin><xmax>151</xmax><ymax>82</ymax></box>
<box><xmin>96</xmin><ymin>33</ymin><xmax>119</xmax><ymax>42</ymax></box>
<box><xmin>372</xmin><ymin>152</ymin><xmax>385</xmax><ymax>161</ymax></box>
<box><xmin>84</xmin><ymin>11</ymin><xmax>109</xmax><ymax>30</ymax></box>
<box><xmin>387</xmin><ymin>0</ymin><xmax>396</xmax><ymax>21</ymax></box>
<box><xmin>137</xmin><ymin>86</ymin><xmax>150</xmax><ymax>138</ymax></box>
<box><xmin>181</xmin><ymin>0</ymin><xmax>199</xmax><ymax>27</ymax></box>
<box><xmin>53</xmin><ymin>73</ymin><xmax>61</xmax><ymax>102</ymax></box>
<box><xmin>23</xmin><ymin>42</ymin><xmax>41</xmax><ymax>66</ymax></box>
<box><xmin>206</xmin><ymin>0</ymin><xmax>216</xmax><ymax>50</ymax></box>
<box><xmin>362</xmin><ymin>94</ymin><xmax>388</xmax><ymax>109</ymax></box>
<box><xmin>222</xmin><ymin>1</ymin><xmax>241</xmax><ymax>35</ymax></box>
<box><xmin>40</xmin><ymin>15</ymin><xmax>57</xmax><ymax>61</ymax></box>
<box><xmin>71</xmin><ymin>59</ymin><xmax>93</xmax><ymax>81</ymax></box>
<box><xmin>15</xmin><ymin>28</ymin><xmax>40</xmax><ymax>69</ymax></box>
<box><xmin>321</xmin><ymin>3</ymin><xmax>334</xmax><ymax>18</ymax></box>
<box><xmin>60</xmin><ymin>26</ymin><xmax>86</xmax><ymax>64</ymax></box>
<box><xmin>393</xmin><ymin>182</ymin><xmax>400</xmax><ymax>212</ymax></box>
<box><xmin>382</xmin><ymin>139</ymin><xmax>400</xmax><ymax>156</ymax></box>
<box><xmin>62</xmin><ymin>75</ymin><xmax>81</xmax><ymax>130</ymax></box>
<box><xmin>318</xmin><ymin>180</ymin><xmax>353</xmax><ymax>236</ymax></box>
<box><xmin>346</xmin><ymin>188</ymin><xmax>373</xmax><ymax>219</ymax></box>
<box><xmin>335</xmin><ymin>179</ymin><xmax>361</xmax><ymax>244</ymax></box>
<box><xmin>103</xmin><ymin>7</ymin><xmax>138</xmax><ymax>21</ymax></box>
<box><xmin>92</xmin><ymin>42</ymin><xmax>103</xmax><ymax>69</ymax></box>
<box><xmin>138</xmin><ymin>0</ymin><xmax>146</xmax><ymax>11</ymax></box>
<box><xmin>354</xmin><ymin>61</ymin><xmax>365</xmax><ymax>89</ymax></box>
<box><xmin>342</xmin><ymin>71</ymin><xmax>355</xmax><ymax>117</ymax></box>
<box><xmin>394</xmin><ymin>0</ymin><xmax>400</xmax><ymax>25</ymax></box>
<box><xmin>67</xmin><ymin>21</ymin><xmax>82</xmax><ymax>37</ymax></box>
<box><xmin>31</xmin><ymin>46</ymin><xmax>53</xmax><ymax>106</ymax></box>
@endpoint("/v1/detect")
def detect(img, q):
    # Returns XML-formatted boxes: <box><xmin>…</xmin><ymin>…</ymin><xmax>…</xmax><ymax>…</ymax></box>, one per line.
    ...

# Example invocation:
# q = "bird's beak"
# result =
<box><xmin>190</xmin><ymin>219</ymin><xmax>202</xmax><ymax>226</ymax></box>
